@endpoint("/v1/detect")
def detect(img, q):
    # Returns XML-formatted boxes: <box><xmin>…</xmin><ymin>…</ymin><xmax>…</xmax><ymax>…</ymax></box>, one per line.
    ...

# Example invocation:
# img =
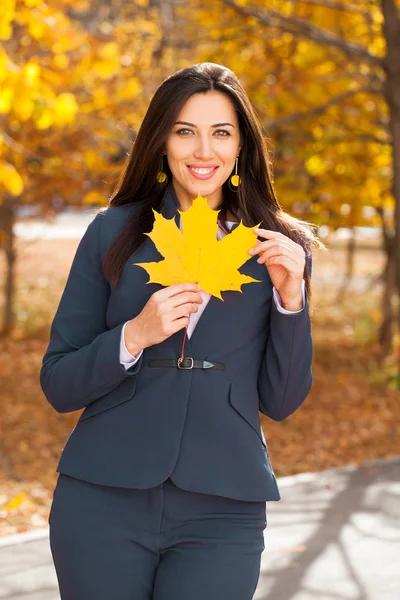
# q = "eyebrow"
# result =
<box><xmin>174</xmin><ymin>121</ymin><xmax>236</xmax><ymax>128</ymax></box>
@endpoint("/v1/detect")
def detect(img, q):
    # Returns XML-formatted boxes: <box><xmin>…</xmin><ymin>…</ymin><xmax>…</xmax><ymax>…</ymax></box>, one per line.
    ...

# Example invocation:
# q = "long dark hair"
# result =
<box><xmin>103</xmin><ymin>62</ymin><xmax>320</xmax><ymax>299</ymax></box>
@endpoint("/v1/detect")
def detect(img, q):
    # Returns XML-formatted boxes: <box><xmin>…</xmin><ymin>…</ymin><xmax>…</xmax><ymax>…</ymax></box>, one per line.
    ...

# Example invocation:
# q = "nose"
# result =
<box><xmin>193</xmin><ymin>134</ymin><xmax>215</xmax><ymax>161</ymax></box>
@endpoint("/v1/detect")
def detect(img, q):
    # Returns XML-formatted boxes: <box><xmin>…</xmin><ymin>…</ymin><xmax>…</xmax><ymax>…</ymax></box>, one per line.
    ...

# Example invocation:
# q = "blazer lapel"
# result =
<box><xmin>159</xmin><ymin>182</ymin><xmax>181</xmax><ymax>222</ymax></box>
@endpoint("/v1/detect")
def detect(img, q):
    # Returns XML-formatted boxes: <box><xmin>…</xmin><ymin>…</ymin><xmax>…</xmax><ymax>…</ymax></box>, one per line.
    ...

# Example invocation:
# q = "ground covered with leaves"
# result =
<box><xmin>0</xmin><ymin>236</ymin><xmax>399</xmax><ymax>536</ymax></box>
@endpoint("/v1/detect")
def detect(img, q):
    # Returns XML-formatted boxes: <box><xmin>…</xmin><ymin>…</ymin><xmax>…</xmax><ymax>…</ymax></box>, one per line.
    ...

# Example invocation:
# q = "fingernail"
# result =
<box><xmin>248</xmin><ymin>248</ymin><xmax>254</xmax><ymax>254</ymax></box>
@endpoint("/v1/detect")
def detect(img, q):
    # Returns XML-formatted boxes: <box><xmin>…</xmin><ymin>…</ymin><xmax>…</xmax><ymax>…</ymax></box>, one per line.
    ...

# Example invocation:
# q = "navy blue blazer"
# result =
<box><xmin>40</xmin><ymin>184</ymin><xmax>313</xmax><ymax>502</ymax></box>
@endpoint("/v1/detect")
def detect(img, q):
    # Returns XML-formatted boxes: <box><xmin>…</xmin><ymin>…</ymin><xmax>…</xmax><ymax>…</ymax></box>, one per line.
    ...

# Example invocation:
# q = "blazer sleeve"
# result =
<box><xmin>257</xmin><ymin>253</ymin><xmax>313</xmax><ymax>421</ymax></box>
<box><xmin>39</xmin><ymin>212</ymin><xmax>144</xmax><ymax>414</ymax></box>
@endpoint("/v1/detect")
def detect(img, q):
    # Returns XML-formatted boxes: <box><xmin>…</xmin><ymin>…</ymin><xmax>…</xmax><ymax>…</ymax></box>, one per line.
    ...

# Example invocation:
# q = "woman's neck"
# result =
<box><xmin>225</xmin><ymin>209</ymin><xmax>239</xmax><ymax>222</ymax></box>
<box><xmin>167</xmin><ymin>180</ymin><xmax>239</xmax><ymax>223</ymax></box>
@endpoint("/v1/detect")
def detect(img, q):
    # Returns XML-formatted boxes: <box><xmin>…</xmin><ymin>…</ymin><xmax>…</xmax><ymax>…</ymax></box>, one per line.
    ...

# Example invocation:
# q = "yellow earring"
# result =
<box><xmin>157</xmin><ymin>153</ymin><xmax>168</xmax><ymax>183</ymax></box>
<box><xmin>230</xmin><ymin>156</ymin><xmax>241</xmax><ymax>187</ymax></box>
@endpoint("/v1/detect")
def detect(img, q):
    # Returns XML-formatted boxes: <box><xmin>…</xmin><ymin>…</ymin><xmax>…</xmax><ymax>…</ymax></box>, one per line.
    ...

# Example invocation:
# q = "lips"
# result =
<box><xmin>187</xmin><ymin>165</ymin><xmax>219</xmax><ymax>180</ymax></box>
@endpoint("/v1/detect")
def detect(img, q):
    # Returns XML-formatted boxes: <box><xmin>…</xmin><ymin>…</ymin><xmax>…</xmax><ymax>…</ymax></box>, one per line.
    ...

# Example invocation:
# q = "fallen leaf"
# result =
<box><xmin>4</xmin><ymin>492</ymin><xmax>26</xmax><ymax>511</ymax></box>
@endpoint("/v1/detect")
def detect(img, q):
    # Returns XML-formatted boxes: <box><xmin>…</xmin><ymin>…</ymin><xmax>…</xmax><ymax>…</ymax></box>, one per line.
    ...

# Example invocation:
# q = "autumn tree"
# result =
<box><xmin>0</xmin><ymin>0</ymin><xmax>163</xmax><ymax>335</ymax></box>
<box><xmin>169</xmin><ymin>0</ymin><xmax>399</xmax><ymax>357</ymax></box>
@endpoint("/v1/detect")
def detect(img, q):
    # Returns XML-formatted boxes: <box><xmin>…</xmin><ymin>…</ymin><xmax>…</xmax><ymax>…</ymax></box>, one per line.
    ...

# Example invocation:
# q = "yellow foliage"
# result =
<box><xmin>82</xmin><ymin>150</ymin><xmax>98</xmax><ymax>169</ymax></box>
<box><xmin>23</xmin><ymin>61</ymin><xmax>40</xmax><ymax>85</ymax></box>
<box><xmin>0</xmin><ymin>47</ymin><xmax>9</xmax><ymax>82</ymax></box>
<box><xmin>98</xmin><ymin>42</ymin><xmax>120</xmax><ymax>60</ymax></box>
<box><xmin>53</xmin><ymin>53</ymin><xmax>69</xmax><ymax>69</ymax></box>
<box><xmin>90</xmin><ymin>89</ymin><xmax>109</xmax><ymax>111</ymax></box>
<box><xmin>36</xmin><ymin>109</ymin><xmax>53</xmax><ymax>129</ymax></box>
<box><xmin>82</xmin><ymin>190</ymin><xmax>104</xmax><ymax>205</ymax></box>
<box><xmin>0</xmin><ymin>89</ymin><xmax>13</xmax><ymax>113</ymax></box>
<box><xmin>0</xmin><ymin>161</ymin><xmax>24</xmax><ymax>196</ymax></box>
<box><xmin>133</xmin><ymin>194</ymin><xmax>262</xmax><ymax>300</ymax></box>
<box><xmin>52</xmin><ymin>33</ymin><xmax>82</xmax><ymax>54</ymax></box>
<box><xmin>27</xmin><ymin>17</ymin><xmax>45</xmax><ymax>40</ymax></box>
<box><xmin>53</xmin><ymin>93</ymin><xmax>78</xmax><ymax>125</ymax></box>
<box><xmin>16</xmin><ymin>99</ymin><xmax>35</xmax><ymax>121</ymax></box>
<box><xmin>368</xmin><ymin>35</ymin><xmax>386</xmax><ymax>57</ymax></box>
<box><xmin>0</xmin><ymin>0</ymin><xmax>164</xmax><ymax>219</ymax></box>
<box><xmin>335</xmin><ymin>164</ymin><xmax>346</xmax><ymax>175</ymax></box>
<box><xmin>92</xmin><ymin>56</ymin><xmax>121</xmax><ymax>79</ymax></box>
<box><xmin>0</xmin><ymin>0</ymin><xmax>15</xmax><ymax>40</ymax></box>
<box><xmin>0</xmin><ymin>0</ymin><xmax>389</xmax><ymax>233</ymax></box>
<box><xmin>305</xmin><ymin>155</ymin><xmax>327</xmax><ymax>177</ymax></box>
<box><xmin>117</xmin><ymin>77</ymin><xmax>143</xmax><ymax>100</ymax></box>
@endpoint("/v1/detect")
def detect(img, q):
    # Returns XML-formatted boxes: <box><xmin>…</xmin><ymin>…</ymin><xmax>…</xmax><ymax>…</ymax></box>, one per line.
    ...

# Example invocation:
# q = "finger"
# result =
<box><xmin>257</xmin><ymin>247</ymin><xmax>304</xmax><ymax>269</ymax></box>
<box><xmin>163</xmin><ymin>282</ymin><xmax>202</xmax><ymax>298</ymax></box>
<box><xmin>260</xmin><ymin>254</ymin><xmax>303</xmax><ymax>274</ymax></box>
<box><xmin>253</xmin><ymin>228</ymin><xmax>285</xmax><ymax>239</ymax></box>
<box><xmin>172</xmin><ymin>302</ymin><xmax>199</xmax><ymax>321</ymax></box>
<box><xmin>259</xmin><ymin>244</ymin><xmax>303</xmax><ymax>260</ymax></box>
<box><xmin>168</xmin><ymin>291</ymin><xmax>203</xmax><ymax>310</ymax></box>
<box><xmin>250</xmin><ymin>239</ymin><xmax>298</xmax><ymax>256</ymax></box>
<box><xmin>253</xmin><ymin>228</ymin><xmax>303</xmax><ymax>251</ymax></box>
<box><xmin>252</xmin><ymin>242</ymin><xmax>305</xmax><ymax>264</ymax></box>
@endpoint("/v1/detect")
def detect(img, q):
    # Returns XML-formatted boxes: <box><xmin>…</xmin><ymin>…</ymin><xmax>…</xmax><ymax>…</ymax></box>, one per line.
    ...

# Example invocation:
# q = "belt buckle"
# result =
<box><xmin>177</xmin><ymin>356</ymin><xmax>194</xmax><ymax>370</ymax></box>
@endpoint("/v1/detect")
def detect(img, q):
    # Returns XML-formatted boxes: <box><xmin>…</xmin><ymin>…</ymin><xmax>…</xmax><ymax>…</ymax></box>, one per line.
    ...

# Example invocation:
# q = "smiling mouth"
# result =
<box><xmin>187</xmin><ymin>166</ymin><xmax>219</xmax><ymax>179</ymax></box>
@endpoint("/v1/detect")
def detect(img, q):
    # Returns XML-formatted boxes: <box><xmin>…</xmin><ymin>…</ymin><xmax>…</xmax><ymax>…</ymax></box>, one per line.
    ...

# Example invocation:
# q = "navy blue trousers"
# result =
<box><xmin>49</xmin><ymin>473</ymin><xmax>266</xmax><ymax>599</ymax></box>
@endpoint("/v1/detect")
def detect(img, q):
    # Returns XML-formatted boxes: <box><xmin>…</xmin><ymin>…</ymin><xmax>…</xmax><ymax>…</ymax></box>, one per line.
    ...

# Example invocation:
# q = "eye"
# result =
<box><xmin>214</xmin><ymin>130</ymin><xmax>231</xmax><ymax>136</ymax></box>
<box><xmin>176</xmin><ymin>128</ymin><xmax>194</xmax><ymax>135</ymax></box>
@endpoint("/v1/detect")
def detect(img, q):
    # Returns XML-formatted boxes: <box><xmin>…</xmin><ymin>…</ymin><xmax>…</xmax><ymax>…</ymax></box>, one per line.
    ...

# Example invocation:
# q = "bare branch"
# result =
<box><xmin>289</xmin><ymin>0</ymin><xmax>373</xmax><ymax>20</ymax></box>
<box><xmin>265</xmin><ymin>83</ymin><xmax>382</xmax><ymax>130</ymax></box>
<box><xmin>223</xmin><ymin>0</ymin><xmax>383</xmax><ymax>67</ymax></box>
<box><xmin>0</xmin><ymin>132</ymin><xmax>42</xmax><ymax>160</ymax></box>
<box><xmin>323</xmin><ymin>132</ymin><xmax>391</xmax><ymax>145</ymax></box>
<box><xmin>167</xmin><ymin>23</ymin><xmax>267</xmax><ymax>47</ymax></box>
<box><xmin>332</xmin><ymin>116</ymin><xmax>392</xmax><ymax>144</ymax></box>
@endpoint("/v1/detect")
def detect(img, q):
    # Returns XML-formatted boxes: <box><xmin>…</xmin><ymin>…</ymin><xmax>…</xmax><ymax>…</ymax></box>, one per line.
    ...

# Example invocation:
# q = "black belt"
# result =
<box><xmin>148</xmin><ymin>357</ymin><xmax>225</xmax><ymax>370</ymax></box>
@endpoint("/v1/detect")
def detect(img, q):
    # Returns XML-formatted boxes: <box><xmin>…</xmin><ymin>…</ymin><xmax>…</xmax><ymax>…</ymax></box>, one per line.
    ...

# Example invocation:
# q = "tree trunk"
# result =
<box><xmin>0</xmin><ymin>194</ymin><xmax>16</xmax><ymax>337</ymax></box>
<box><xmin>379</xmin><ymin>237</ymin><xmax>396</xmax><ymax>351</ymax></box>
<box><xmin>336</xmin><ymin>227</ymin><xmax>356</xmax><ymax>301</ymax></box>
<box><xmin>376</xmin><ymin>202</ymin><xmax>396</xmax><ymax>352</ymax></box>
<box><xmin>382</xmin><ymin>0</ymin><xmax>400</xmax><ymax>386</ymax></box>
<box><xmin>346</xmin><ymin>228</ymin><xmax>356</xmax><ymax>281</ymax></box>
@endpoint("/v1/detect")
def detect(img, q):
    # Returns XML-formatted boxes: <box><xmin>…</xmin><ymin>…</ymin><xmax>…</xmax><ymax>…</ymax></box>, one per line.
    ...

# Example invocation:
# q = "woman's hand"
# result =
<box><xmin>124</xmin><ymin>282</ymin><xmax>203</xmax><ymax>355</ymax></box>
<box><xmin>248</xmin><ymin>228</ymin><xmax>306</xmax><ymax>311</ymax></box>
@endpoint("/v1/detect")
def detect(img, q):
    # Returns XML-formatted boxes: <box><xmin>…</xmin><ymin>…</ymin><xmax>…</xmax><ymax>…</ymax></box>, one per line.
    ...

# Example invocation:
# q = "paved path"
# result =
<box><xmin>254</xmin><ymin>457</ymin><xmax>400</xmax><ymax>600</ymax></box>
<box><xmin>1</xmin><ymin>458</ymin><xmax>399</xmax><ymax>600</ymax></box>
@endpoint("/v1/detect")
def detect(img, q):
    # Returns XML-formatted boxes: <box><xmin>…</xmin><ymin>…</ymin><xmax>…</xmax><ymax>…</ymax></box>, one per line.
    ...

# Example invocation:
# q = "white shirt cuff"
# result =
<box><xmin>273</xmin><ymin>280</ymin><xmax>306</xmax><ymax>314</ymax></box>
<box><xmin>120</xmin><ymin>321</ymin><xmax>143</xmax><ymax>369</ymax></box>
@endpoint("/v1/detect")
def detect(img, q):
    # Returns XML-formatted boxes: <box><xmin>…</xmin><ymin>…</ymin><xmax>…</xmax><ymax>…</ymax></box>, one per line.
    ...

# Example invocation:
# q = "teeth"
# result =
<box><xmin>190</xmin><ymin>167</ymin><xmax>215</xmax><ymax>174</ymax></box>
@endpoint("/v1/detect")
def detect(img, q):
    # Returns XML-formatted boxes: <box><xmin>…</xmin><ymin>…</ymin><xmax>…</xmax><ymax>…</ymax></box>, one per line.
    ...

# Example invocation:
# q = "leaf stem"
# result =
<box><xmin>180</xmin><ymin>315</ymin><xmax>189</xmax><ymax>360</ymax></box>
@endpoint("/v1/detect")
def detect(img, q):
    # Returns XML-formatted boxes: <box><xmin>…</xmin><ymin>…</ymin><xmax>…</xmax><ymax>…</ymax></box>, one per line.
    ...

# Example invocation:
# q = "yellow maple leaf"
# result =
<box><xmin>133</xmin><ymin>194</ymin><xmax>262</xmax><ymax>300</ymax></box>
<box><xmin>3</xmin><ymin>492</ymin><xmax>26</xmax><ymax>511</ymax></box>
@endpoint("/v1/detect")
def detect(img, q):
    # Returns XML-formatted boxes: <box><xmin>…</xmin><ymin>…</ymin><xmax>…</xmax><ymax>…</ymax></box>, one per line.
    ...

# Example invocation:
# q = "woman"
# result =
<box><xmin>40</xmin><ymin>62</ymin><xmax>318</xmax><ymax>600</ymax></box>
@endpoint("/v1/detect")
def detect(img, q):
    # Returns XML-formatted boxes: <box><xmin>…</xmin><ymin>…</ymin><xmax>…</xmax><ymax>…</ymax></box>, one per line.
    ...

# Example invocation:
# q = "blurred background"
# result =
<box><xmin>0</xmin><ymin>0</ymin><xmax>399</xmax><ymax>537</ymax></box>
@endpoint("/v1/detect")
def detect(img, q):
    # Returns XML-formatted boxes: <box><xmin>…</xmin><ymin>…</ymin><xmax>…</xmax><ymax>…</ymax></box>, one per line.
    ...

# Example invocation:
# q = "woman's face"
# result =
<box><xmin>164</xmin><ymin>91</ymin><xmax>242</xmax><ymax>210</ymax></box>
